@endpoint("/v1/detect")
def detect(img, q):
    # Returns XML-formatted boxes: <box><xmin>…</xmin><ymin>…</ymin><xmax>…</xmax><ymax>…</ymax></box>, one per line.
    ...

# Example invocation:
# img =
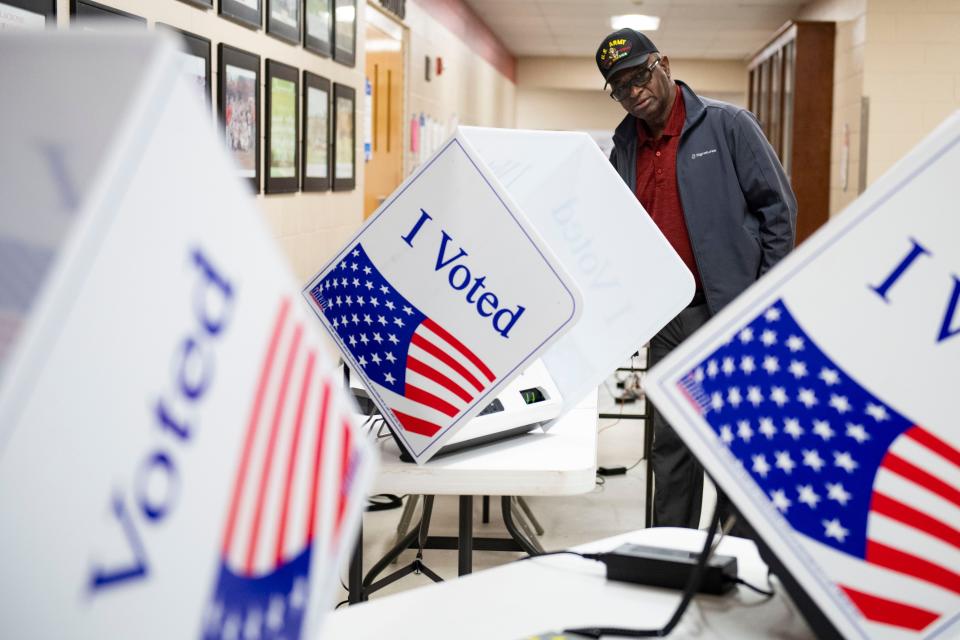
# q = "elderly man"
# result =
<box><xmin>597</xmin><ymin>28</ymin><xmax>797</xmax><ymax>528</ymax></box>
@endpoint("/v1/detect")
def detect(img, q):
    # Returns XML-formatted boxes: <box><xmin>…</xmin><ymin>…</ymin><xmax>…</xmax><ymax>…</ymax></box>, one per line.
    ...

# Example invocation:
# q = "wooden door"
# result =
<box><xmin>363</xmin><ymin>19</ymin><xmax>404</xmax><ymax>218</ymax></box>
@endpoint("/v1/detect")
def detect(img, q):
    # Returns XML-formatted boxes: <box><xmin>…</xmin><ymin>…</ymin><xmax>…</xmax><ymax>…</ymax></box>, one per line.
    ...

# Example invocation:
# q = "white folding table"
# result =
<box><xmin>349</xmin><ymin>391</ymin><xmax>599</xmax><ymax>601</ymax></box>
<box><xmin>332</xmin><ymin>526</ymin><xmax>816</xmax><ymax>639</ymax></box>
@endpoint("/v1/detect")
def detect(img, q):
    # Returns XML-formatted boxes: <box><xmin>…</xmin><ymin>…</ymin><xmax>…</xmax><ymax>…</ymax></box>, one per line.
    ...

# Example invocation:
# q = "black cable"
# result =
<box><xmin>730</xmin><ymin>575</ymin><xmax>775</xmax><ymax>598</ymax></box>
<box><xmin>563</xmin><ymin>500</ymin><xmax>723</xmax><ymax>638</ymax></box>
<box><xmin>366</xmin><ymin>494</ymin><xmax>404</xmax><ymax>512</ymax></box>
<box><xmin>334</xmin><ymin>599</ymin><xmax>349</xmax><ymax>610</ymax></box>
<box><xmin>515</xmin><ymin>550</ymin><xmax>605</xmax><ymax>563</ymax></box>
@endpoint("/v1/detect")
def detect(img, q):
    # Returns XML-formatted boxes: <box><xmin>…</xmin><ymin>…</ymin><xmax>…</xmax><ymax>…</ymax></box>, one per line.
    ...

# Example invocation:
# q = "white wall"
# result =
<box><xmin>514</xmin><ymin>56</ymin><xmax>748</xmax><ymax>134</ymax></box>
<box><xmin>402</xmin><ymin>0</ymin><xmax>516</xmax><ymax>173</ymax></box>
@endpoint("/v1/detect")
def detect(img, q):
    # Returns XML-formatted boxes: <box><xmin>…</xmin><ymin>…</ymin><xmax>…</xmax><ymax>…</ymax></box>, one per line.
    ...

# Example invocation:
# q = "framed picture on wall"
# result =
<box><xmin>266</xmin><ymin>0</ymin><xmax>299</xmax><ymax>43</ymax></box>
<box><xmin>175</xmin><ymin>0</ymin><xmax>213</xmax><ymax>9</ymax></box>
<box><xmin>332</xmin><ymin>82</ymin><xmax>355</xmax><ymax>191</ymax></box>
<box><xmin>332</xmin><ymin>0</ymin><xmax>355</xmax><ymax>67</ymax></box>
<box><xmin>303</xmin><ymin>0</ymin><xmax>332</xmax><ymax>57</ymax></box>
<box><xmin>70</xmin><ymin>0</ymin><xmax>145</xmax><ymax>27</ymax></box>
<box><xmin>219</xmin><ymin>0</ymin><xmax>261</xmax><ymax>30</ymax></box>
<box><xmin>302</xmin><ymin>71</ymin><xmax>330</xmax><ymax>192</ymax></box>
<box><xmin>265</xmin><ymin>60</ymin><xmax>300</xmax><ymax>194</ymax></box>
<box><xmin>218</xmin><ymin>44</ymin><xmax>261</xmax><ymax>192</ymax></box>
<box><xmin>158</xmin><ymin>25</ymin><xmax>212</xmax><ymax>109</ymax></box>
<box><xmin>0</xmin><ymin>0</ymin><xmax>54</xmax><ymax>30</ymax></box>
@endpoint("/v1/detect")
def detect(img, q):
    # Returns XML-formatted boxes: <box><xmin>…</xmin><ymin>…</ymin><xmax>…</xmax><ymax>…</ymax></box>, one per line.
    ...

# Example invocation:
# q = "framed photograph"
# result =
<box><xmin>265</xmin><ymin>60</ymin><xmax>300</xmax><ymax>194</ymax></box>
<box><xmin>0</xmin><ymin>0</ymin><xmax>54</xmax><ymax>30</ymax></box>
<box><xmin>303</xmin><ymin>0</ymin><xmax>331</xmax><ymax>57</ymax></box>
<box><xmin>302</xmin><ymin>71</ymin><xmax>330</xmax><ymax>192</ymax></box>
<box><xmin>158</xmin><ymin>25</ymin><xmax>212</xmax><ymax>108</ymax></box>
<box><xmin>218</xmin><ymin>44</ymin><xmax>261</xmax><ymax>193</ymax></box>
<box><xmin>332</xmin><ymin>83</ymin><xmax>355</xmax><ymax>191</ymax></box>
<box><xmin>332</xmin><ymin>0</ymin><xmax>355</xmax><ymax>67</ymax></box>
<box><xmin>219</xmin><ymin>0</ymin><xmax>261</xmax><ymax>30</ymax></box>
<box><xmin>176</xmin><ymin>0</ymin><xmax>212</xmax><ymax>9</ymax></box>
<box><xmin>266</xmin><ymin>0</ymin><xmax>299</xmax><ymax>43</ymax></box>
<box><xmin>70</xmin><ymin>0</ymin><xmax>145</xmax><ymax>27</ymax></box>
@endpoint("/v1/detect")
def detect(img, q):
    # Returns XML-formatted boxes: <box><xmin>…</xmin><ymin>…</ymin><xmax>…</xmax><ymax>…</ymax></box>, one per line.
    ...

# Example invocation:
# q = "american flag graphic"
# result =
<box><xmin>678</xmin><ymin>299</ymin><xmax>960</xmax><ymax>634</ymax></box>
<box><xmin>309</xmin><ymin>243</ymin><xmax>496</xmax><ymax>441</ymax></box>
<box><xmin>202</xmin><ymin>298</ymin><xmax>360</xmax><ymax>640</ymax></box>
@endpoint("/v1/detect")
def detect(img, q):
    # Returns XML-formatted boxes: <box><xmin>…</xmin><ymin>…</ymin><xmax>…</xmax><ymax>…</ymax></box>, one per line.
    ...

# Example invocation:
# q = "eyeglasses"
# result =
<box><xmin>609</xmin><ymin>58</ymin><xmax>661</xmax><ymax>101</ymax></box>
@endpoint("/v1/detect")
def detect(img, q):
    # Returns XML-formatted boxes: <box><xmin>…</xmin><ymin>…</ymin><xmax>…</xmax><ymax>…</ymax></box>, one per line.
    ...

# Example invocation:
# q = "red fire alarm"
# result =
<box><xmin>436</xmin><ymin>56</ymin><xmax>444</xmax><ymax>76</ymax></box>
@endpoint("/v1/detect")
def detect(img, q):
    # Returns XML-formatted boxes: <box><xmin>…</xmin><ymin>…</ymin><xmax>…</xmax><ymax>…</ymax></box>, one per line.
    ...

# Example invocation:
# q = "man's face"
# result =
<box><xmin>609</xmin><ymin>55</ymin><xmax>673</xmax><ymax>122</ymax></box>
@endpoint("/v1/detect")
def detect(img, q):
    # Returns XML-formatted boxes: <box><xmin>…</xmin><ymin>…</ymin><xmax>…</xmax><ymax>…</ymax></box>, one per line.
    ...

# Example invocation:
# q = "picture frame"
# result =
<box><xmin>303</xmin><ymin>0</ymin><xmax>332</xmax><ymax>57</ymax></box>
<box><xmin>70</xmin><ymin>0</ymin><xmax>145</xmax><ymax>26</ymax></box>
<box><xmin>218</xmin><ymin>44</ymin><xmax>261</xmax><ymax>193</ymax></box>
<box><xmin>302</xmin><ymin>71</ymin><xmax>331</xmax><ymax>192</ymax></box>
<box><xmin>332</xmin><ymin>82</ymin><xmax>356</xmax><ymax>191</ymax></box>
<box><xmin>332</xmin><ymin>0</ymin><xmax>356</xmax><ymax>67</ymax></box>
<box><xmin>0</xmin><ymin>0</ymin><xmax>55</xmax><ymax>29</ymax></box>
<box><xmin>219</xmin><ymin>0</ymin><xmax>261</xmax><ymax>30</ymax></box>
<box><xmin>175</xmin><ymin>0</ymin><xmax>212</xmax><ymax>9</ymax></box>
<box><xmin>266</xmin><ymin>0</ymin><xmax>299</xmax><ymax>44</ymax></box>
<box><xmin>158</xmin><ymin>25</ymin><xmax>212</xmax><ymax>109</ymax></box>
<box><xmin>265</xmin><ymin>60</ymin><xmax>300</xmax><ymax>194</ymax></box>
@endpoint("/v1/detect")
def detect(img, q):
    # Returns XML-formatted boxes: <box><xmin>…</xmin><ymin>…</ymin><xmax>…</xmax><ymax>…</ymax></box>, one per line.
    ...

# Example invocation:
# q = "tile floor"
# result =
<box><xmin>334</xmin><ymin>365</ymin><xmax>716</xmax><ymax>605</ymax></box>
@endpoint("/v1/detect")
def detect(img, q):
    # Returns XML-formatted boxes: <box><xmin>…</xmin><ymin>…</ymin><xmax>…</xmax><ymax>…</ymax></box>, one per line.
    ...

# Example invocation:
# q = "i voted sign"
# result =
<box><xmin>645</xmin><ymin>111</ymin><xmax>960</xmax><ymax>640</ymax></box>
<box><xmin>0</xmin><ymin>32</ymin><xmax>376</xmax><ymax>639</ymax></box>
<box><xmin>304</xmin><ymin>136</ymin><xmax>582</xmax><ymax>463</ymax></box>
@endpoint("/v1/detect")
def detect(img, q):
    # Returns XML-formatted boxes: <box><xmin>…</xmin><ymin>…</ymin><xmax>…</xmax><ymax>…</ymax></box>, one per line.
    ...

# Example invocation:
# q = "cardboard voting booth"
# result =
<box><xmin>645</xmin><ymin>111</ymin><xmax>960</xmax><ymax>639</ymax></box>
<box><xmin>0</xmin><ymin>33</ymin><xmax>376</xmax><ymax>639</ymax></box>
<box><xmin>304</xmin><ymin>127</ymin><xmax>695</xmax><ymax>464</ymax></box>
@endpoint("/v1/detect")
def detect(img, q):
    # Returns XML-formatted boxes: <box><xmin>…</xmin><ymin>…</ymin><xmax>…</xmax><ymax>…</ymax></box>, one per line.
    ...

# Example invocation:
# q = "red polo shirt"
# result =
<box><xmin>635</xmin><ymin>84</ymin><xmax>703</xmax><ymax>292</ymax></box>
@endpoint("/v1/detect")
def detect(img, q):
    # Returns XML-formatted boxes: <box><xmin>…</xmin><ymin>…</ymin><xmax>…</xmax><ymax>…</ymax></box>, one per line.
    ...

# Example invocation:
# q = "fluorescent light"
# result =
<box><xmin>610</xmin><ymin>14</ymin><xmax>660</xmax><ymax>31</ymax></box>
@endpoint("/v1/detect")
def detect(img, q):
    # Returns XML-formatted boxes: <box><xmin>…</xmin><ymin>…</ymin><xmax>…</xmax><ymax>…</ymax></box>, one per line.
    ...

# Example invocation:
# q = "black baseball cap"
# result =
<box><xmin>595</xmin><ymin>28</ymin><xmax>659</xmax><ymax>87</ymax></box>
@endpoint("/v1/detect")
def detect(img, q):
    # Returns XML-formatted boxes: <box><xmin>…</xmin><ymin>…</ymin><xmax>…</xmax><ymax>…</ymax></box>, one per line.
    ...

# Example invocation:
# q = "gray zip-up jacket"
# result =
<box><xmin>610</xmin><ymin>80</ymin><xmax>797</xmax><ymax>315</ymax></box>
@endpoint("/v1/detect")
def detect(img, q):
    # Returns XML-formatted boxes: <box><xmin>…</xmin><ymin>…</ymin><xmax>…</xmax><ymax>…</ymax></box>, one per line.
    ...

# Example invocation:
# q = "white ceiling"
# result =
<box><xmin>460</xmin><ymin>0</ymin><xmax>810</xmax><ymax>60</ymax></box>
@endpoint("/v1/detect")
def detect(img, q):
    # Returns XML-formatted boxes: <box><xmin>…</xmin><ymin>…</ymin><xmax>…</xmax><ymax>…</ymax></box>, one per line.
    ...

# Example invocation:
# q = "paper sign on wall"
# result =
<box><xmin>645</xmin><ymin>111</ymin><xmax>960</xmax><ymax>639</ymax></box>
<box><xmin>0</xmin><ymin>32</ymin><xmax>376</xmax><ymax>640</ymax></box>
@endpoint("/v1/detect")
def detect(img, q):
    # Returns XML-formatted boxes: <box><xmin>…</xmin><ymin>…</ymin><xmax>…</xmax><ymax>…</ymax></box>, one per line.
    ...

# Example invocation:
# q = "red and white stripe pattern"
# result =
<box><xmin>840</xmin><ymin>427</ymin><xmax>960</xmax><ymax>633</ymax></box>
<box><xmin>219</xmin><ymin>298</ymin><xmax>357</xmax><ymax>577</ymax></box>
<box><xmin>309</xmin><ymin>243</ymin><xmax>498</xmax><ymax>445</ymax></box>
<box><xmin>378</xmin><ymin>318</ymin><xmax>496</xmax><ymax>439</ymax></box>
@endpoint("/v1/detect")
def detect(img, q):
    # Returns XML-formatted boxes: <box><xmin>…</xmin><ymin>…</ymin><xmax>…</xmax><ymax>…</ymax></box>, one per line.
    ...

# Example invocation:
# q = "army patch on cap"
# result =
<box><xmin>600</xmin><ymin>38</ymin><xmax>632</xmax><ymax>70</ymax></box>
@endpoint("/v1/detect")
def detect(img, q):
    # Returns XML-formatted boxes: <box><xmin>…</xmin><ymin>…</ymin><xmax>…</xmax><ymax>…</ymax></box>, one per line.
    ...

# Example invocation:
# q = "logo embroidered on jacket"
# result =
<box><xmin>690</xmin><ymin>149</ymin><xmax>718</xmax><ymax>160</ymax></box>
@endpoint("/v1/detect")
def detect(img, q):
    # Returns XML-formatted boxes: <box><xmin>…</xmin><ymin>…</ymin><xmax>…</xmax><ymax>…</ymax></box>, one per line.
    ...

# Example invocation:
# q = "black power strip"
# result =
<box><xmin>600</xmin><ymin>543</ymin><xmax>738</xmax><ymax>595</ymax></box>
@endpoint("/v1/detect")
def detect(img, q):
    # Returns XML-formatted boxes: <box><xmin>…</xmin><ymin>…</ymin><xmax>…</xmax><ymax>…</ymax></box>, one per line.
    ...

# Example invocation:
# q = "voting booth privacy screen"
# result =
<box><xmin>646</xmin><ymin>111</ymin><xmax>960</xmax><ymax>639</ymax></box>
<box><xmin>304</xmin><ymin>126</ymin><xmax>695</xmax><ymax>464</ymax></box>
<box><xmin>0</xmin><ymin>33</ymin><xmax>376</xmax><ymax>639</ymax></box>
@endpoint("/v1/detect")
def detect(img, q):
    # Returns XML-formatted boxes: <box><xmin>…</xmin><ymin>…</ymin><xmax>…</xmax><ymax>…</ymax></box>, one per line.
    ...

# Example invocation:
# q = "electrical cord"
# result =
<box><xmin>516</xmin><ymin>550</ymin><xmax>606</xmax><ymax>563</ymax></box>
<box><xmin>730</xmin><ymin>575</ymin><xmax>775</xmax><ymax>598</ymax></box>
<box><xmin>366</xmin><ymin>494</ymin><xmax>404</xmax><ymax>512</ymax></box>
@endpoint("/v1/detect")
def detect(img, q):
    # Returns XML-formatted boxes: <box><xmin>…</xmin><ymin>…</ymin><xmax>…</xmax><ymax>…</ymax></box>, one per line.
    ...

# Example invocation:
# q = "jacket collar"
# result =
<box><xmin>612</xmin><ymin>80</ymin><xmax>706</xmax><ymax>147</ymax></box>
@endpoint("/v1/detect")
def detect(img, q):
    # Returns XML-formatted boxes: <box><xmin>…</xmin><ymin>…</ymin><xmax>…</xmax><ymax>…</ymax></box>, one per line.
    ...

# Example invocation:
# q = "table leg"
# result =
<box><xmin>515</xmin><ymin>497</ymin><xmax>544</xmax><ymax>536</ymax></box>
<box><xmin>501</xmin><ymin>496</ymin><xmax>538</xmax><ymax>556</ymax></box>
<box><xmin>348</xmin><ymin>524</ymin><xmax>363</xmax><ymax>603</ymax></box>
<box><xmin>459</xmin><ymin>495</ymin><xmax>473</xmax><ymax>576</ymax></box>
<box><xmin>482</xmin><ymin>495</ymin><xmax>490</xmax><ymax>524</ymax></box>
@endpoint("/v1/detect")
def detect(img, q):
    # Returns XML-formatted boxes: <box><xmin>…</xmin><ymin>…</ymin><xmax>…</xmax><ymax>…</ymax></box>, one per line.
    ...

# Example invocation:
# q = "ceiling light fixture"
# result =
<box><xmin>610</xmin><ymin>14</ymin><xmax>660</xmax><ymax>31</ymax></box>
